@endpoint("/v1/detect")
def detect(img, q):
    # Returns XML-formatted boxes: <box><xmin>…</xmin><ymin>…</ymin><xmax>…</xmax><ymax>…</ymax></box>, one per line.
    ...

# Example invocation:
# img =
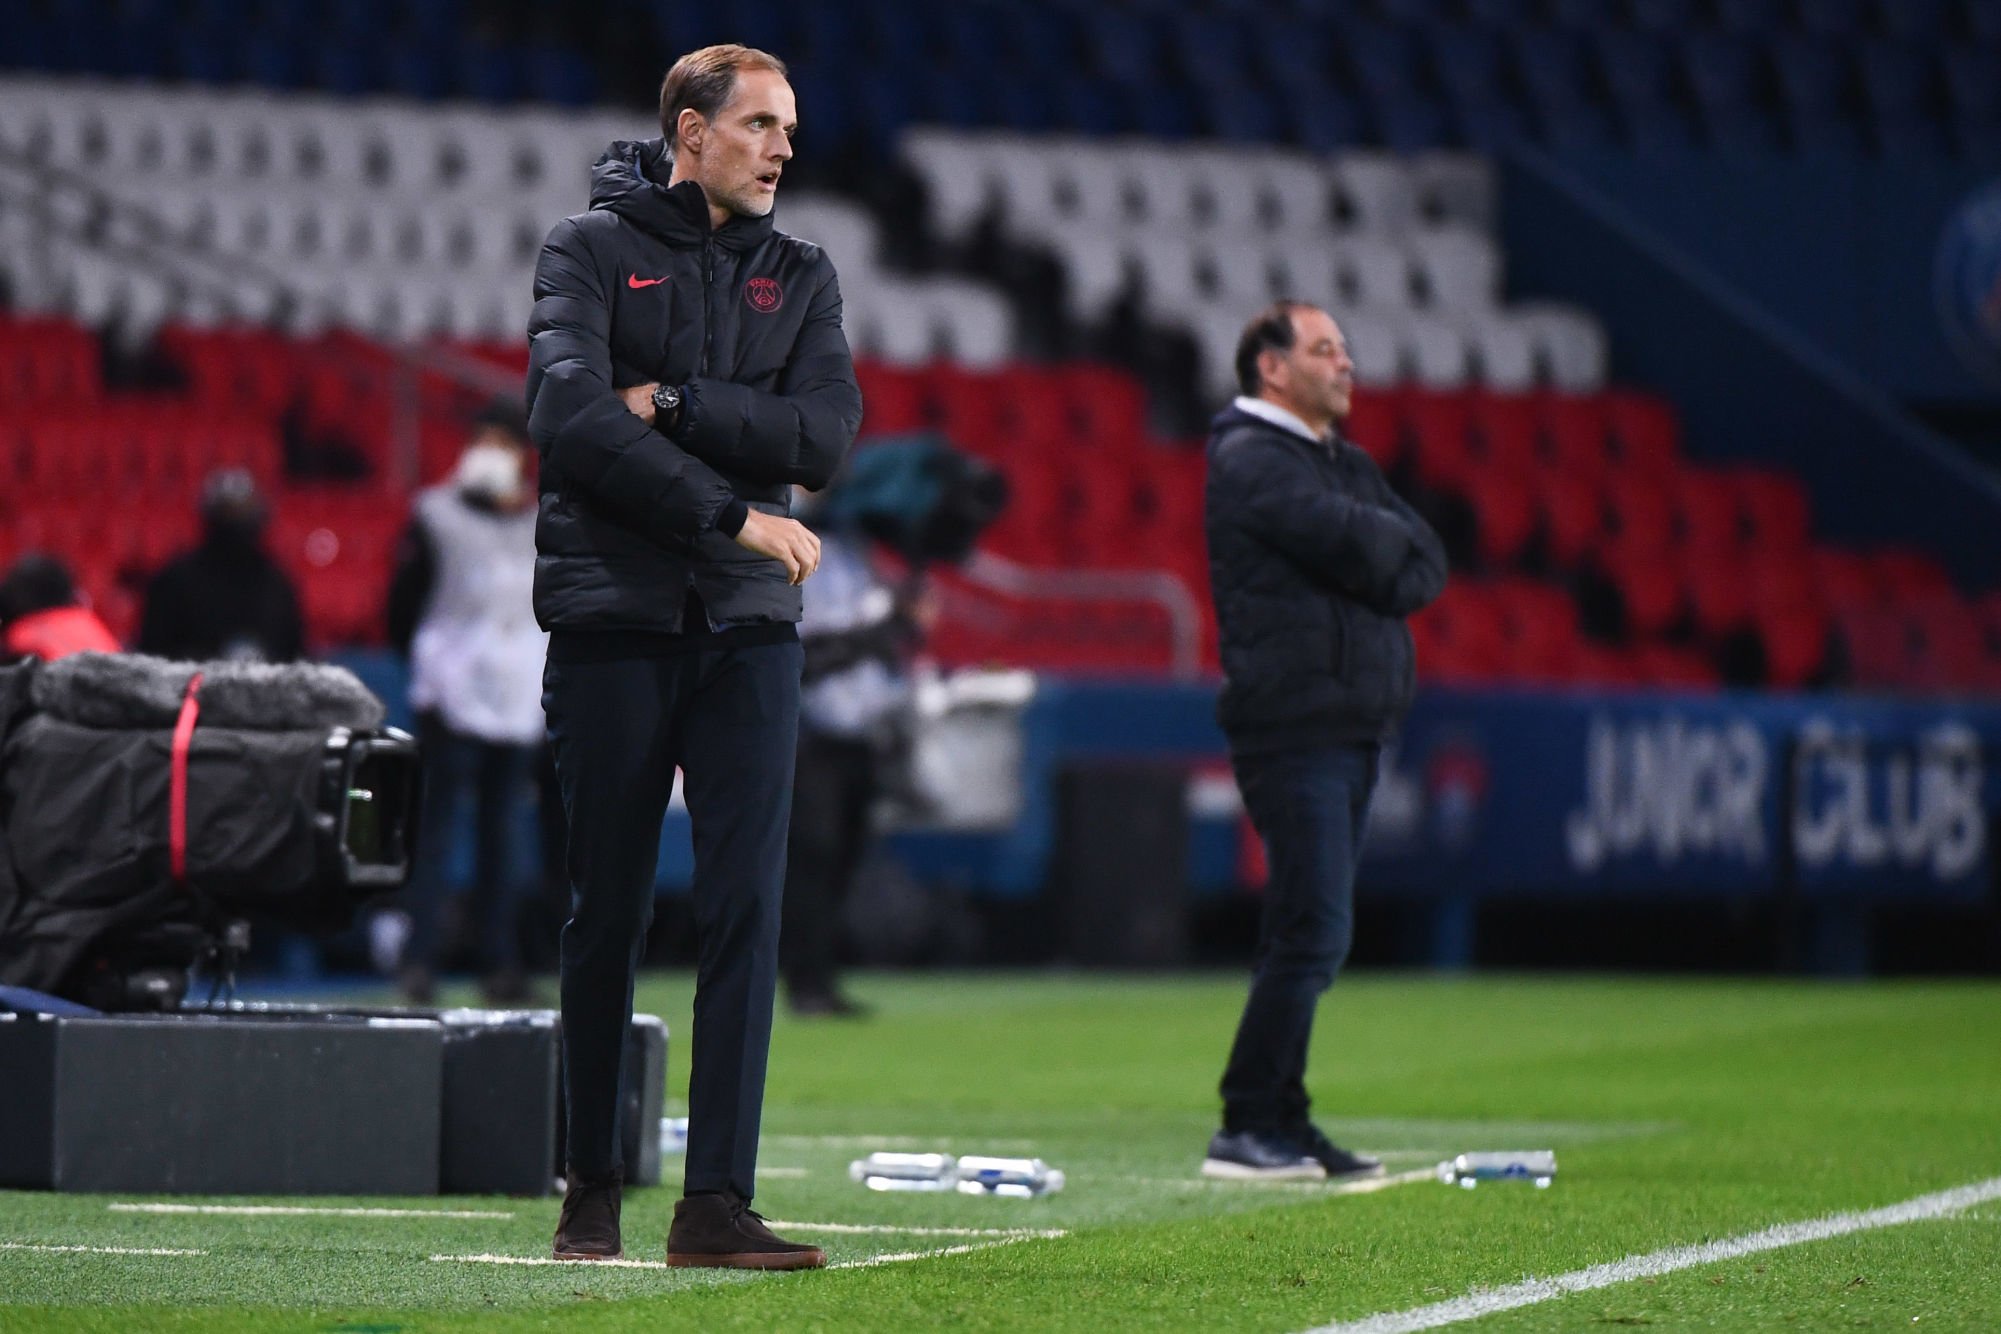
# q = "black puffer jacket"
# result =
<box><xmin>526</xmin><ymin>139</ymin><xmax>863</xmax><ymax>632</ymax></box>
<box><xmin>1204</xmin><ymin>404</ymin><xmax>1447</xmax><ymax>753</ymax></box>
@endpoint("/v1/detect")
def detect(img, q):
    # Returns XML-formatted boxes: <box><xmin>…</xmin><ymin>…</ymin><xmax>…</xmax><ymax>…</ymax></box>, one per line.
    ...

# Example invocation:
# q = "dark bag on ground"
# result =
<box><xmin>0</xmin><ymin>653</ymin><xmax>418</xmax><ymax>1009</ymax></box>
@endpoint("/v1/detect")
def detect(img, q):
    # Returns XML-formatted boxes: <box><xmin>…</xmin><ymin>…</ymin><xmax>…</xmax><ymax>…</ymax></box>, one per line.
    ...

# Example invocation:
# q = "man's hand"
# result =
<box><xmin>618</xmin><ymin>382</ymin><xmax>660</xmax><ymax>424</ymax></box>
<box><xmin>734</xmin><ymin>509</ymin><xmax>822</xmax><ymax>585</ymax></box>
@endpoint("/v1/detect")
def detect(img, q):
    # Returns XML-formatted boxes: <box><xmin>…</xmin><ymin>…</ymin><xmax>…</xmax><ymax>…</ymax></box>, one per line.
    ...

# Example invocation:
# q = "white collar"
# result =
<box><xmin>1232</xmin><ymin>395</ymin><xmax>1329</xmax><ymax>446</ymax></box>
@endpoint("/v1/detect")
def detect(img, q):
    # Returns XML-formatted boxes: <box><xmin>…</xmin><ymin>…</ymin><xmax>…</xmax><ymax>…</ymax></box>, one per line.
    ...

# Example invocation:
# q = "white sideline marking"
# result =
<box><xmin>2</xmin><ymin>1242</ymin><xmax>207</xmax><ymax>1257</ymax></box>
<box><xmin>111</xmin><ymin>1203</ymin><xmax>511</xmax><ymax>1220</ymax></box>
<box><xmin>431</xmin><ymin>1252</ymin><xmax>674</xmax><ymax>1270</ymax></box>
<box><xmin>764</xmin><ymin>1134</ymin><xmax>1037</xmax><ymax>1150</ymax></box>
<box><xmin>759</xmin><ymin>1168</ymin><xmax>810</xmax><ymax>1179</ymax></box>
<box><xmin>1302</xmin><ymin>1175</ymin><xmax>2001</xmax><ymax>1334</ymax></box>
<box><xmin>766</xmin><ymin>1221</ymin><xmax>1068</xmax><ymax>1238</ymax></box>
<box><xmin>432</xmin><ymin>1234</ymin><xmax>1058</xmax><ymax>1272</ymax></box>
<box><xmin>829</xmin><ymin>1236</ymin><xmax>1043</xmax><ymax>1269</ymax></box>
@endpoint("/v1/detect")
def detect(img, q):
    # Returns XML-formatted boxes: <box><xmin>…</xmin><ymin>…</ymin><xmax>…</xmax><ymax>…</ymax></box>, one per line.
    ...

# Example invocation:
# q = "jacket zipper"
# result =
<box><xmin>700</xmin><ymin>237</ymin><xmax>715</xmax><ymax>376</ymax></box>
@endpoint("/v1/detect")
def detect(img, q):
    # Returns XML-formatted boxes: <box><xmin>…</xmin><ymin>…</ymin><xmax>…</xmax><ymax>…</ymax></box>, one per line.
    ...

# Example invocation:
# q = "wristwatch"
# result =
<box><xmin>651</xmin><ymin>383</ymin><xmax>685</xmax><ymax>434</ymax></box>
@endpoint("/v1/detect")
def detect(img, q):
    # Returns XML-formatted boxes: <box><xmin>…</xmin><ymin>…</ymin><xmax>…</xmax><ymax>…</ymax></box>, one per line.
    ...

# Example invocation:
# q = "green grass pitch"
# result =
<box><xmin>3</xmin><ymin>972</ymin><xmax>1998</xmax><ymax>1331</ymax></box>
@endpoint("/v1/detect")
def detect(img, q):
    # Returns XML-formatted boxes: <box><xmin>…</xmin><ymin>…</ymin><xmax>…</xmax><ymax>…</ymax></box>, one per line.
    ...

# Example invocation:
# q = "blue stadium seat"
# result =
<box><xmin>1793</xmin><ymin>0</ymin><xmax>1870</xmax><ymax>38</ymax></box>
<box><xmin>1210</xmin><ymin>83</ymin><xmax>1287</xmax><ymax>143</ymax></box>
<box><xmin>1771</xmin><ymin>37</ymin><xmax>1854</xmax><ymax>119</ymax></box>
<box><xmin>525</xmin><ymin>48</ymin><xmax>599</xmax><ymax>108</ymax></box>
<box><xmin>243</xmin><ymin>32</ymin><xmax>311</xmax><ymax>90</ymax></box>
<box><xmin>1464</xmin><ymin>0</ymin><xmax>1537</xmax><ymax>22</ymax></box>
<box><xmin>172</xmin><ymin>27</ymin><xmax>240</xmax><ymax>83</ymax></box>
<box><xmin>1430</xmin><ymin>24</ymin><xmax>1510</xmax><ymax>108</ymax></box>
<box><xmin>918</xmin><ymin>68</ymin><xmax>991</xmax><ymax>129</ymax></box>
<box><xmin>1168</xmin><ymin>11</ymin><xmax>1257</xmax><ymax>88</ymax></box>
<box><xmin>1343</xmin><ymin>19</ymin><xmax>1428</xmax><ymax>100</ymax></box>
<box><xmin>1251</xmin><ymin>18</ymin><xmax>1333</xmax><ymax>88</ymax></box>
<box><xmin>1873</xmin><ymin>0</ymin><xmax>1954</xmax><ymax>41</ymax></box>
<box><xmin>404</xmin><ymin>0</ymin><xmax>464</xmax><ymax>42</ymax></box>
<box><xmin>1005</xmin><ymin>6</ymin><xmax>1081</xmax><ymax>74</ymax></box>
<box><xmin>1942</xmin><ymin>45</ymin><xmax>2000</xmax><ymax>122</ymax></box>
<box><xmin>1130</xmin><ymin>78</ymin><xmax>1201</xmax><ymax>140</ymax></box>
<box><xmin>1628</xmin><ymin>0</ymin><xmax>1701</xmax><ymax>30</ymax></box>
<box><xmin>1080</xmin><ymin>8</ymin><xmax>1164</xmax><ymax>87</ymax></box>
<box><xmin>1856</xmin><ymin>44</ymin><xmax>1938</xmax><ymax>122</ymax></box>
<box><xmin>457</xmin><ymin>41</ymin><xmax>526</xmax><ymax>104</ymax></box>
<box><xmin>1277</xmin><ymin>82</ymin><xmax>1367</xmax><ymax>154</ymax></box>
<box><xmin>1511</xmin><ymin>28</ymin><xmax>1595</xmax><ymax>113</ymax></box>
<box><xmin>316</xmin><ymin>43</ymin><xmax>383</xmax><ymax>96</ymax></box>
<box><xmin>1596</xmin><ymin>29</ymin><xmax>1681</xmax><ymax>118</ymax></box>
<box><xmin>386</xmin><ymin>45</ymin><xmax>453</xmax><ymax>101</ymax></box>
<box><xmin>1448</xmin><ymin>92</ymin><xmax>1533</xmax><ymax>153</ymax></box>
<box><xmin>1056</xmin><ymin>75</ymin><xmax>1126</xmax><ymax>136</ymax></box>
<box><xmin>1683</xmin><ymin>30</ymin><xmax>1765</xmax><ymax>117</ymax></box>
<box><xmin>791</xmin><ymin>8</ymin><xmax>855</xmax><ymax>65</ymax></box>
<box><xmin>1715</xmin><ymin>0</ymin><xmax>1792</xmax><ymax>34</ymax></box>
<box><xmin>1370</xmin><ymin>91</ymin><xmax>1455</xmax><ymax>152</ymax></box>
<box><xmin>787</xmin><ymin>65</ymin><xmax>855</xmax><ymax>152</ymax></box>
<box><xmin>994</xmin><ymin>77</ymin><xmax>1061</xmax><ymax>134</ymax></box>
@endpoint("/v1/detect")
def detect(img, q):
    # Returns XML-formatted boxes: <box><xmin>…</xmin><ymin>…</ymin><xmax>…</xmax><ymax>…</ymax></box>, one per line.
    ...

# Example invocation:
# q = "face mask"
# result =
<box><xmin>455</xmin><ymin>443</ymin><xmax>524</xmax><ymax>506</ymax></box>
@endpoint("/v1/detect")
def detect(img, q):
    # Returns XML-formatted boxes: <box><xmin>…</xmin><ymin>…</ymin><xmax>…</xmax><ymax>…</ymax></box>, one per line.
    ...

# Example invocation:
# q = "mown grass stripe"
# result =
<box><xmin>1304</xmin><ymin>1175</ymin><xmax>2001</xmax><ymax>1334</ymax></box>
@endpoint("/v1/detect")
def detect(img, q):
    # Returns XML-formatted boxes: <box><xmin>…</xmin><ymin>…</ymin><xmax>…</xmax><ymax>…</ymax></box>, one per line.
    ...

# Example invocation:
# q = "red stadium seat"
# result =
<box><xmin>1602</xmin><ymin>391</ymin><xmax>1679</xmax><ymax>478</ymax></box>
<box><xmin>1812</xmin><ymin>547</ymin><xmax>1882</xmax><ymax>612</ymax></box>
<box><xmin>1466</xmin><ymin>390</ymin><xmax>1541</xmax><ymax>476</ymax></box>
<box><xmin>1754</xmin><ymin>602</ymin><xmax>1831</xmax><ymax>690</ymax></box>
<box><xmin>1537</xmin><ymin>467</ymin><xmax>1606</xmax><ymax>567</ymax></box>
<box><xmin>1404</xmin><ymin>390</ymin><xmax>1476</xmax><ymax>492</ymax></box>
<box><xmin>1684</xmin><ymin>551</ymin><xmax>1755</xmax><ymax>639</ymax></box>
<box><xmin>1672</xmin><ymin>470</ymin><xmax>1743</xmax><ymax>557</ymax></box>
<box><xmin>1603</xmin><ymin>482</ymin><xmax>1675</xmax><ymax>555</ymax></box>
<box><xmin>854</xmin><ymin>361</ymin><xmax>927</xmax><ymax>437</ymax></box>
<box><xmin>1870</xmin><ymin>547</ymin><xmax>1953</xmax><ymax>601</ymax></box>
<box><xmin>1471</xmin><ymin>468</ymin><xmax>1538</xmax><ymax>569</ymax></box>
<box><xmin>1632</xmin><ymin>642</ymin><xmax>1719</xmax><ymax>690</ymax></box>
<box><xmin>1342</xmin><ymin>389</ymin><xmax>1403</xmax><ymax>470</ymax></box>
<box><xmin>1600</xmin><ymin>543</ymin><xmax>1685</xmax><ymax>637</ymax></box>
<box><xmin>1538</xmin><ymin>391</ymin><xmax>1611</xmax><ymax>483</ymax></box>
<box><xmin>1730</xmin><ymin>468</ymin><xmax>1812</xmax><ymax>553</ymax></box>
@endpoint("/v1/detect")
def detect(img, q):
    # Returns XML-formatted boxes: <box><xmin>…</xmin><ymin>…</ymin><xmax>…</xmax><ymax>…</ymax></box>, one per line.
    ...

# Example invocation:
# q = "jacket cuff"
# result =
<box><xmin>715</xmin><ymin>498</ymin><xmax>750</xmax><ymax>538</ymax></box>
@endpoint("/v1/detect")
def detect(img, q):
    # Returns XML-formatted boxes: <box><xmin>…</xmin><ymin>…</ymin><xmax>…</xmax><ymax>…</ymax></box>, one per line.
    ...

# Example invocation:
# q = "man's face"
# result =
<box><xmin>683</xmin><ymin>67</ymin><xmax>796</xmax><ymax>219</ymax></box>
<box><xmin>1267</xmin><ymin>308</ymin><xmax>1355</xmax><ymax>423</ymax></box>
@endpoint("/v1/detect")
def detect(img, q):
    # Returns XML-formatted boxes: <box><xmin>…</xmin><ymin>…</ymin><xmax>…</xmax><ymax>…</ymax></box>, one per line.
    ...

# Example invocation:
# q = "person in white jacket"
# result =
<box><xmin>387</xmin><ymin>402</ymin><xmax>549</xmax><ymax>1005</ymax></box>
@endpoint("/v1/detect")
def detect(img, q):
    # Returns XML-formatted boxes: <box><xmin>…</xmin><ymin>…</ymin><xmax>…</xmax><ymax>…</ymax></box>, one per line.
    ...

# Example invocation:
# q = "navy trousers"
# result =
<box><xmin>543</xmin><ymin>638</ymin><xmax>803</xmax><ymax>1199</ymax></box>
<box><xmin>1219</xmin><ymin>742</ymin><xmax>1379</xmax><ymax>1134</ymax></box>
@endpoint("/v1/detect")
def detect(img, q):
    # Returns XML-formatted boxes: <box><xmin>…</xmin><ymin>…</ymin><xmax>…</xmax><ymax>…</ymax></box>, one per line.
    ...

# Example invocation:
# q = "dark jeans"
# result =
<box><xmin>1220</xmin><ymin>742</ymin><xmax>1379</xmax><ymax>1135</ymax></box>
<box><xmin>781</xmin><ymin>732</ymin><xmax>878</xmax><ymax>999</ymax></box>
<box><xmin>404</xmin><ymin>711</ymin><xmax>539</xmax><ymax>976</ymax></box>
<box><xmin>542</xmin><ymin>639</ymin><xmax>802</xmax><ymax>1199</ymax></box>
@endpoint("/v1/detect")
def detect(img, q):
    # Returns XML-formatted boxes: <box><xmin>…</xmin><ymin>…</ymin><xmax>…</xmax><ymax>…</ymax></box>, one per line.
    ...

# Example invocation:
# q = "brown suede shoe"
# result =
<box><xmin>552</xmin><ymin>1170</ymin><xmax>623</xmax><ymax>1261</ymax></box>
<box><xmin>666</xmin><ymin>1191</ymin><xmax>827</xmax><ymax>1270</ymax></box>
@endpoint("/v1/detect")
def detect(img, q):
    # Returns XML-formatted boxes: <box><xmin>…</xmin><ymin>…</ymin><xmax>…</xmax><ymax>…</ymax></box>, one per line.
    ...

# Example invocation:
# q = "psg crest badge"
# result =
<box><xmin>745</xmin><ymin>276</ymin><xmax>783</xmax><ymax>313</ymax></box>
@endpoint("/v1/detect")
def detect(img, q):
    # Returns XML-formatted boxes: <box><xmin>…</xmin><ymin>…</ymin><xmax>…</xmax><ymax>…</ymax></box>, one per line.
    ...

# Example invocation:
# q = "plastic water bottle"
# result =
<box><xmin>954</xmin><ymin>1156</ymin><xmax>1065</xmax><ymax>1199</ymax></box>
<box><xmin>1437</xmin><ymin>1150</ymin><xmax>1557</xmax><ymax>1189</ymax></box>
<box><xmin>850</xmin><ymin>1152</ymin><xmax>959</xmax><ymax>1192</ymax></box>
<box><xmin>659</xmin><ymin>1117</ymin><xmax>688</xmax><ymax>1157</ymax></box>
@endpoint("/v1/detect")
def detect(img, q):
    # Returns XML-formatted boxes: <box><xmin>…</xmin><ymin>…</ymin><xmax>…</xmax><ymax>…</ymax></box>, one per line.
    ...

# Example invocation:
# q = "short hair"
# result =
<box><xmin>472</xmin><ymin>396</ymin><xmax>529</xmax><ymax>445</ymax></box>
<box><xmin>1234</xmin><ymin>300</ymin><xmax>1315</xmax><ymax>397</ymax></box>
<box><xmin>659</xmin><ymin>44</ymin><xmax>789</xmax><ymax>145</ymax></box>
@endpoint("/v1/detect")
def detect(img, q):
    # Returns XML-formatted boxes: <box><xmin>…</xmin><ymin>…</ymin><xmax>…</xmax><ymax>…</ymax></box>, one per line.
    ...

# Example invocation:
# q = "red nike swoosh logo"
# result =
<box><xmin>627</xmin><ymin>275</ymin><xmax>667</xmax><ymax>289</ymax></box>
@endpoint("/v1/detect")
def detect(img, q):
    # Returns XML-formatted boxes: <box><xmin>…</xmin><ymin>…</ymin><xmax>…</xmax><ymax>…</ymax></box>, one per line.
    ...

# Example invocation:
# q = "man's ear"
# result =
<box><xmin>676</xmin><ymin>107</ymin><xmax>707</xmax><ymax>157</ymax></box>
<box><xmin>1258</xmin><ymin>346</ymin><xmax>1285</xmax><ymax>394</ymax></box>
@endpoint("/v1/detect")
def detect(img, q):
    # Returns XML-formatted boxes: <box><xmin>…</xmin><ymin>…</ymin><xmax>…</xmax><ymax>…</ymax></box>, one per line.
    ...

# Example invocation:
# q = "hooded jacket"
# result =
<box><xmin>1204</xmin><ymin>402</ymin><xmax>1447</xmax><ymax>753</ymax></box>
<box><xmin>526</xmin><ymin>139</ymin><xmax>863</xmax><ymax>634</ymax></box>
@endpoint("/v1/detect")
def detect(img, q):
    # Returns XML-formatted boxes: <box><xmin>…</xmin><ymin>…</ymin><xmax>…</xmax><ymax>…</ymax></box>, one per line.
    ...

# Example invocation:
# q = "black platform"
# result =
<box><xmin>0</xmin><ymin>1005</ymin><xmax>666</xmax><ymax>1197</ymax></box>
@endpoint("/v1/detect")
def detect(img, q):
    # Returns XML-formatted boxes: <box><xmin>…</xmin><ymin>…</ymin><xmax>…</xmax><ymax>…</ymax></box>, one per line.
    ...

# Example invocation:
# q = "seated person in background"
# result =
<box><xmin>0</xmin><ymin>553</ymin><xmax>120</xmax><ymax>663</ymax></box>
<box><xmin>137</xmin><ymin>469</ymin><xmax>304</xmax><ymax>664</ymax></box>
